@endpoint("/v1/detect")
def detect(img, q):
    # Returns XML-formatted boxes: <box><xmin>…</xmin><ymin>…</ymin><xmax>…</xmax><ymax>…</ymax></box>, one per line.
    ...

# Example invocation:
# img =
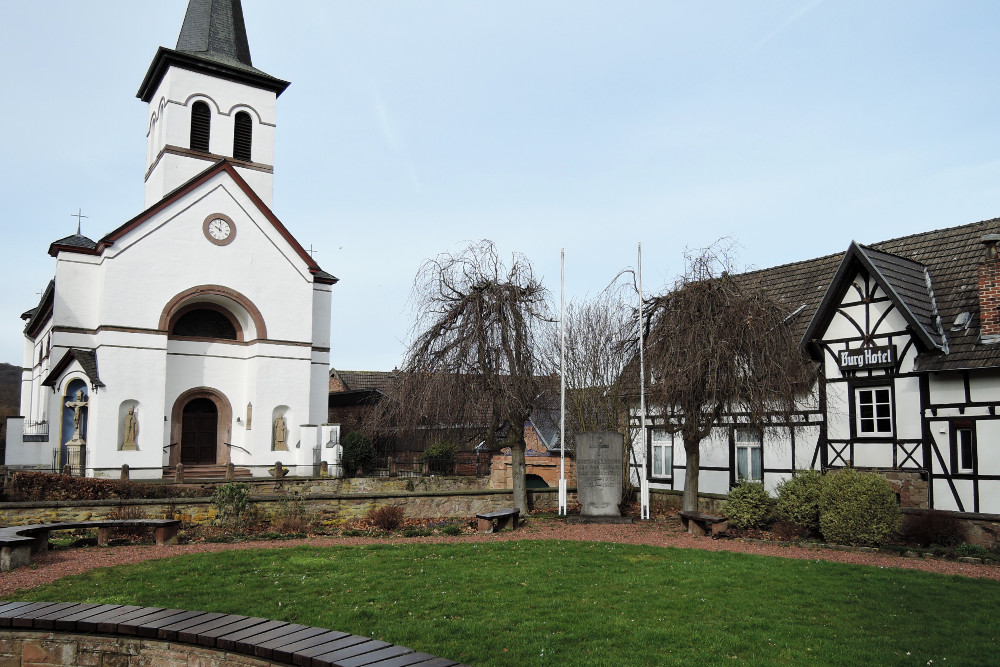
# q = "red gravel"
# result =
<box><xmin>2</xmin><ymin>517</ymin><xmax>997</xmax><ymax>597</ymax></box>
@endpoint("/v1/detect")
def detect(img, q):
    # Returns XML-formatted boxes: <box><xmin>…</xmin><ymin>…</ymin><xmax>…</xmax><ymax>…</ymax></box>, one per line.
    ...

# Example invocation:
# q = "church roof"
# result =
<box><xmin>137</xmin><ymin>0</ymin><xmax>289</xmax><ymax>102</ymax></box>
<box><xmin>23</xmin><ymin>280</ymin><xmax>54</xmax><ymax>338</ymax></box>
<box><xmin>42</xmin><ymin>348</ymin><xmax>105</xmax><ymax>389</ymax></box>
<box><xmin>48</xmin><ymin>160</ymin><xmax>338</xmax><ymax>286</ymax></box>
<box><xmin>48</xmin><ymin>234</ymin><xmax>97</xmax><ymax>254</ymax></box>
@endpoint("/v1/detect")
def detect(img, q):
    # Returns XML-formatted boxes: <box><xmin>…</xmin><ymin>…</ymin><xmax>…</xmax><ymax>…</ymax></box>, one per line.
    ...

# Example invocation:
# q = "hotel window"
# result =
<box><xmin>855</xmin><ymin>386</ymin><xmax>893</xmax><ymax>436</ymax></box>
<box><xmin>952</xmin><ymin>425</ymin><xmax>975</xmax><ymax>473</ymax></box>
<box><xmin>735</xmin><ymin>428</ymin><xmax>762</xmax><ymax>482</ymax></box>
<box><xmin>650</xmin><ymin>429</ymin><xmax>673</xmax><ymax>480</ymax></box>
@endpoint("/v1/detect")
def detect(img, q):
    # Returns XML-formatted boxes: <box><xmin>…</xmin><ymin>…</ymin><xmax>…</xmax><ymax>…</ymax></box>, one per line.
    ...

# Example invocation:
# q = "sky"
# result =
<box><xmin>2</xmin><ymin>1</ymin><xmax>1000</xmax><ymax>371</ymax></box>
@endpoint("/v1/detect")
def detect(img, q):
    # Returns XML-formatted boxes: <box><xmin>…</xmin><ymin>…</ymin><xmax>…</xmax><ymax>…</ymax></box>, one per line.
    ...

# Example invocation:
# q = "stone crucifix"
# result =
<box><xmin>65</xmin><ymin>389</ymin><xmax>88</xmax><ymax>442</ymax></box>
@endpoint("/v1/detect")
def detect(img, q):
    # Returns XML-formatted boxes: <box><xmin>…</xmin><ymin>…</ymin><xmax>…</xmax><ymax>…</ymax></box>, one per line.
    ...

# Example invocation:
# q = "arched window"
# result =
<box><xmin>233</xmin><ymin>111</ymin><xmax>252</xmax><ymax>161</ymax></box>
<box><xmin>190</xmin><ymin>101</ymin><xmax>211</xmax><ymax>153</ymax></box>
<box><xmin>171</xmin><ymin>308</ymin><xmax>238</xmax><ymax>340</ymax></box>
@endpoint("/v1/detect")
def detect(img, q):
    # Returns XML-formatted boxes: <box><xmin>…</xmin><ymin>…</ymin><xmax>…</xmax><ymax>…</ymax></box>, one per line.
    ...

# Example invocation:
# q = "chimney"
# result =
<box><xmin>979</xmin><ymin>234</ymin><xmax>1000</xmax><ymax>341</ymax></box>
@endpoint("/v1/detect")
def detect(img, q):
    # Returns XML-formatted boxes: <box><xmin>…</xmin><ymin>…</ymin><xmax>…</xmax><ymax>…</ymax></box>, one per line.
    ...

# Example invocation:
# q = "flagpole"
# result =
<box><xmin>638</xmin><ymin>242</ymin><xmax>650</xmax><ymax>520</ymax></box>
<box><xmin>558</xmin><ymin>248</ymin><xmax>567</xmax><ymax>516</ymax></box>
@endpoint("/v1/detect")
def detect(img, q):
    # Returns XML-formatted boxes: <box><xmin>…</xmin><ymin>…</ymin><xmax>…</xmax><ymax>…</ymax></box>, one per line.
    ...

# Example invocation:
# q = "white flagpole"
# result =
<box><xmin>558</xmin><ymin>248</ymin><xmax>567</xmax><ymax>516</ymax></box>
<box><xmin>638</xmin><ymin>242</ymin><xmax>650</xmax><ymax>520</ymax></box>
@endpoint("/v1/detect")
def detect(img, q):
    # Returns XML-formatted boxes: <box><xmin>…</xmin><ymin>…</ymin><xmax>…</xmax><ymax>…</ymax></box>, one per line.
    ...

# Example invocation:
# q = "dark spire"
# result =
<box><xmin>176</xmin><ymin>0</ymin><xmax>253</xmax><ymax>68</ymax></box>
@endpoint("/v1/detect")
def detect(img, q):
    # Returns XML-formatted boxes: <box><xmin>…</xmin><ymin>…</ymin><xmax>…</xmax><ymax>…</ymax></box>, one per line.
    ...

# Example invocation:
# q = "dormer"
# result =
<box><xmin>136</xmin><ymin>0</ymin><xmax>290</xmax><ymax>208</ymax></box>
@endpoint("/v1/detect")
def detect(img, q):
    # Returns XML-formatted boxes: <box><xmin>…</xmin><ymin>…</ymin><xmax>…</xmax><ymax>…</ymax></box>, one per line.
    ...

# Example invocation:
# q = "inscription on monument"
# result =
<box><xmin>576</xmin><ymin>431</ymin><xmax>623</xmax><ymax>517</ymax></box>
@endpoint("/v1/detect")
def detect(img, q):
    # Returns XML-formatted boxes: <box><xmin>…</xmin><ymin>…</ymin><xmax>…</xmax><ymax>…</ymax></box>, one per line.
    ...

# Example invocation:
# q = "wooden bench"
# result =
<box><xmin>0</xmin><ymin>601</ymin><xmax>466</xmax><ymax>666</ymax></box>
<box><xmin>678</xmin><ymin>510</ymin><xmax>728</xmax><ymax>537</ymax></box>
<box><xmin>476</xmin><ymin>508</ymin><xmax>520</xmax><ymax>533</ymax></box>
<box><xmin>0</xmin><ymin>519</ymin><xmax>180</xmax><ymax>572</ymax></box>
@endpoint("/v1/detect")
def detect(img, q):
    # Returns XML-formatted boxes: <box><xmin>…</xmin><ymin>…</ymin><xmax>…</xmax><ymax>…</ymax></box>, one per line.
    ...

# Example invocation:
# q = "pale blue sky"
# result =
<box><xmin>2</xmin><ymin>1</ymin><xmax>1000</xmax><ymax>370</ymax></box>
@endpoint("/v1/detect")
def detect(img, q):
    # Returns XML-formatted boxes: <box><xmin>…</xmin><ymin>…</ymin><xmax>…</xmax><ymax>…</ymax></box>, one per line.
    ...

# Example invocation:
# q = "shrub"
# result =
<box><xmin>441</xmin><ymin>524</ymin><xmax>463</xmax><ymax>536</ymax></box>
<box><xmin>367</xmin><ymin>504</ymin><xmax>405</xmax><ymax>531</ymax></box>
<box><xmin>900</xmin><ymin>509</ymin><xmax>967</xmax><ymax>547</ymax></box>
<box><xmin>271</xmin><ymin>493</ymin><xmax>313</xmax><ymax>534</ymax></box>
<box><xmin>6</xmin><ymin>471</ymin><xmax>203</xmax><ymax>502</ymax></box>
<box><xmin>422</xmin><ymin>441</ymin><xmax>458</xmax><ymax>474</ymax></box>
<box><xmin>212</xmin><ymin>482</ymin><xmax>257</xmax><ymax>532</ymax></box>
<box><xmin>774</xmin><ymin>469</ymin><xmax>824</xmax><ymax>535</ymax></box>
<box><xmin>342</xmin><ymin>431</ymin><xmax>376</xmax><ymax>477</ymax></box>
<box><xmin>725</xmin><ymin>482</ymin><xmax>773</xmax><ymax>530</ymax></box>
<box><xmin>402</xmin><ymin>526</ymin><xmax>432</xmax><ymax>537</ymax></box>
<box><xmin>819</xmin><ymin>468</ymin><xmax>902</xmax><ymax>547</ymax></box>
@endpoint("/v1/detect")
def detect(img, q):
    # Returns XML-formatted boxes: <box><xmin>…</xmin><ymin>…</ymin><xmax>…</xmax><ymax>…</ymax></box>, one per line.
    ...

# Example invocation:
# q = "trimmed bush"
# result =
<box><xmin>342</xmin><ymin>430</ymin><xmax>376</xmax><ymax>476</ymax></box>
<box><xmin>367</xmin><ymin>505</ymin><xmax>405</xmax><ymax>531</ymax></box>
<box><xmin>725</xmin><ymin>481</ymin><xmax>774</xmax><ymax>530</ymax></box>
<box><xmin>774</xmin><ymin>469</ymin><xmax>824</xmax><ymax>535</ymax></box>
<box><xmin>819</xmin><ymin>468</ymin><xmax>902</xmax><ymax>547</ymax></box>
<box><xmin>6</xmin><ymin>471</ymin><xmax>203</xmax><ymax>502</ymax></box>
<box><xmin>422</xmin><ymin>441</ymin><xmax>457</xmax><ymax>474</ymax></box>
<box><xmin>212</xmin><ymin>482</ymin><xmax>257</xmax><ymax>532</ymax></box>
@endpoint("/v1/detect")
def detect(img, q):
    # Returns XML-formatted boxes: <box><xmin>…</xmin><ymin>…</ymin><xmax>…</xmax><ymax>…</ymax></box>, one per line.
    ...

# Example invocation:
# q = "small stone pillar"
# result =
<box><xmin>272</xmin><ymin>460</ymin><xmax>287</xmax><ymax>487</ymax></box>
<box><xmin>120</xmin><ymin>464</ymin><xmax>130</xmax><ymax>481</ymax></box>
<box><xmin>388</xmin><ymin>457</ymin><xmax>396</xmax><ymax>477</ymax></box>
<box><xmin>226</xmin><ymin>462</ymin><xmax>235</xmax><ymax>482</ymax></box>
<box><xmin>62</xmin><ymin>464</ymin><xmax>71</xmax><ymax>476</ymax></box>
<box><xmin>174</xmin><ymin>463</ymin><xmax>185</xmax><ymax>484</ymax></box>
<box><xmin>320</xmin><ymin>461</ymin><xmax>329</xmax><ymax>477</ymax></box>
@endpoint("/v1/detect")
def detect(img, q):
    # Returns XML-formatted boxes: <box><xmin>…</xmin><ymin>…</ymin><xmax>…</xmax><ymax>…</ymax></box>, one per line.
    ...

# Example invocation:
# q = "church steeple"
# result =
<box><xmin>175</xmin><ymin>0</ymin><xmax>254</xmax><ymax>69</ymax></box>
<box><xmin>137</xmin><ymin>0</ymin><xmax>289</xmax><ymax>208</ymax></box>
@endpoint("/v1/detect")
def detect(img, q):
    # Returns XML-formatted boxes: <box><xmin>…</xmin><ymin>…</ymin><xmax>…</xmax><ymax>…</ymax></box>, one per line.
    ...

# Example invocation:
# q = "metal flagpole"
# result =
<box><xmin>638</xmin><ymin>242</ymin><xmax>650</xmax><ymax>520</ymax></box>
<box><xmin>558</xmin><ymin>248</ymin><xmax>567</xmax><ymax>516</ymax></box>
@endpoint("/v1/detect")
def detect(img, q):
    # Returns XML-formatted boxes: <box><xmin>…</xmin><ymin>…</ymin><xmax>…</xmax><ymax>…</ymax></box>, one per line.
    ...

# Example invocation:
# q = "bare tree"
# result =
<box><xmin>540</xmin><ymin>287</ymin><xmax>638</xmax><ymax>498</ymax></box>
<box><xmin>373</xmin><ymin>241</ymin><xmax>551</xmax><ymax>513</ymax></box>
<box><xmin>640</xmin><ymin>243</ymin><xmax>815</xmax><ymax>512</ymax></box>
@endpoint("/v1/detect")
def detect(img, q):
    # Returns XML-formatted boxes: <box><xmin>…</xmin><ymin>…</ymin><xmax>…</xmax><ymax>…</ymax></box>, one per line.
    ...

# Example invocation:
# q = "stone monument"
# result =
<box><xmin>572</xmin><ymin>431</ymin><xmax>631</xmax><ymax>523</ymax></box>
<box><xmin>64</xmin><ymin>389</ymin><xmax>88</xmax><ymax>476</ymax></box>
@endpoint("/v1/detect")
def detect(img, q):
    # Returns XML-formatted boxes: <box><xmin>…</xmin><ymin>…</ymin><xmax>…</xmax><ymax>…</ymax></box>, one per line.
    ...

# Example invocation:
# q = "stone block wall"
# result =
<box><xmin>490</xmin><ymin>455</ymin><xmax>576</xmax><ymax>489</ymax></box>
<box><xmin>880</xmin><ymin>470</ymin><xmax>929</xmax><ymax>509</ymax></box>
<box><xmin>0</xmin><ymin>631</ymin><xmax>283</xmax><ymax>666</ymax></box>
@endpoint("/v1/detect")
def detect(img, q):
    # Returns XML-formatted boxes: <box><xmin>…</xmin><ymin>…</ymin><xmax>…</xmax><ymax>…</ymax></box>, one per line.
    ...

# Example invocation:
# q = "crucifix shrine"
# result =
<box><xmin>64</xmin><ymin>389</ymin><xmax>89</xmax><ymax>475</ymax></box>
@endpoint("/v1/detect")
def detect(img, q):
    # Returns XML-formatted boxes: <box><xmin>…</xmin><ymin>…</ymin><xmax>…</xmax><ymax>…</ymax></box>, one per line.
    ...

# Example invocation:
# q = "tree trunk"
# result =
<box><xmin>682</xmin><ymin>435</ymin><xmax>701</xmax><ymax>512</ymax></box>
<box><xmin>510</xmin><ymin>439</ymin><xmax>528</xmax><ymax>513</ymax></box>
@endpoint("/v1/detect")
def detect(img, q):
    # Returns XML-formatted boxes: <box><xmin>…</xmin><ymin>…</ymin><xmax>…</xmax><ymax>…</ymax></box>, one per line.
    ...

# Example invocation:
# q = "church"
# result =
<box><xmin>4</xmin><ymin>0</ymin><xmax>338</xmax><ymax>478</ymax></box>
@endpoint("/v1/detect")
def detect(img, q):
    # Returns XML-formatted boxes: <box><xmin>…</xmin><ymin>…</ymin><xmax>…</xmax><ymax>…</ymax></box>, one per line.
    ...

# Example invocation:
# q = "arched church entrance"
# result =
<box><xmin>181</xmin><ymin>398</ymin><xmax>218</xmax><ymax>465</ymax></box>
<box><xmin>169</xmin><ymin>388</ymin><xmax>232</xmax><ymax>467</ymax></box>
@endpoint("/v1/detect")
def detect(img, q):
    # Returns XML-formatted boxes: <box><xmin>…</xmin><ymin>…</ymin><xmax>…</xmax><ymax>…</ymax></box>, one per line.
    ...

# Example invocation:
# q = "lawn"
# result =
<box><xmin>9</xmin><ymin>540</ymin><xmax>999</xmax><ymax>665</ymax></box>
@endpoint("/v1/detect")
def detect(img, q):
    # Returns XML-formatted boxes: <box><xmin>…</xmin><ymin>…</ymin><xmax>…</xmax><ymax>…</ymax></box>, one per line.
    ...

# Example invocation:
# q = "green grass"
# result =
<box><xmin>9</xmin><ymin>540</ymin><xmax>1000</xmax><ymax>665</ymax></box>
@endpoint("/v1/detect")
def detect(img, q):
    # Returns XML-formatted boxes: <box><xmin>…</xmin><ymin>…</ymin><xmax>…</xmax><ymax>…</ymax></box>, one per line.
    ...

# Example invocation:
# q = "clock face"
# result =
<box><xmin>208</xmin><ymin>219</ymin><xmax>231</xmax><ymax>240</ymax></box>
<box><xmin>202</xmin><ymin>214</ymin><xmax>236</xmax><ymax>245</ymax></box>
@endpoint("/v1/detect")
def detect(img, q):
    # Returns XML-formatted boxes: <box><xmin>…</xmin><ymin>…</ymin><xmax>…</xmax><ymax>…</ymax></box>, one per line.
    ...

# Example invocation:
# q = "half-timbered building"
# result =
<box><xmin>635</xmin><ymin>218</ymin><xmax>1000</xmax><ymax>513</ymax></box>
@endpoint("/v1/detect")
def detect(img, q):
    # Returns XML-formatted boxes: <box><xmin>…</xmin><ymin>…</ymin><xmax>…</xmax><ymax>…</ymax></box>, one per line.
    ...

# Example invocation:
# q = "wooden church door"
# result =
<box><xmin>181</xmin><ymin>398</ymin><xmax>218</xmax><ymax>464</ymax></box>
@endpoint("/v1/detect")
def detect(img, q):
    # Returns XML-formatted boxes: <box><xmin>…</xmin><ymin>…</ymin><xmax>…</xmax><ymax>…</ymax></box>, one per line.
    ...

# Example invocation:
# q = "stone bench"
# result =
<box><xmin>0</xmin><ymin>601</ymin><xmax>466</xmax><ymax>666</ymax></box>
<box><xmin>0</xmin><ymin>519</ymin><xmax>180</xmax><ymax>572</ymax></box>
<box><xmin>678</xmin><ymin>510</ymin><xmax>728</xmax><ymax>537</ymax></box>
<box><xmin>476</xmin><ymin>508</ymin><xmax>520</xmax><ymax>533</ymax></box>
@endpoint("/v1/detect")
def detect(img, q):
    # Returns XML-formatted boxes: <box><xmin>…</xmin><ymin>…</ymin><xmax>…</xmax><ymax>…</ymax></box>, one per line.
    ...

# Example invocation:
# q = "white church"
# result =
<box><xmin>5</xmin><ymin>0</ymin><xmax>339</xmax><ymax>478</ymax></box>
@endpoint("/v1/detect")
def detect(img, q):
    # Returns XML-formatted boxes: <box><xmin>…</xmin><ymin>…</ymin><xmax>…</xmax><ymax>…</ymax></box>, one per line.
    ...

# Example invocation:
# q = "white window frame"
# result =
<box><xmin>855</xmin><ymin>385</ymin><xmax>893</xmax><ymax>437</ymax></box>
<box><xmin>649</xmin><ymin>429</ymin><xmax>673</xmax><ymax>480</ymax></box>
<box><xmin>735</xmin><ymin>428</ymin><xmax>763</xmax><ymax>482</ymax></box>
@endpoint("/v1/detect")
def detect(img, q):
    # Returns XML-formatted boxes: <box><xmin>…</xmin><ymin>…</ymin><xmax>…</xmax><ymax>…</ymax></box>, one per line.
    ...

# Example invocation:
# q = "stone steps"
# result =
<box><xmin>162</xmin><ymin>465</ymin><xmax>253</xmax><ymax>480</ymax></box>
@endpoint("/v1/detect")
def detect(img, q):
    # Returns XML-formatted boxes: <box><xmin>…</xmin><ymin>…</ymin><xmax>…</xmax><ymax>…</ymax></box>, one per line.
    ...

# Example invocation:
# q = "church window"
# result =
<box><xmin>171</xmin><ymin>308</ymin><xmax>237</xmax><ymax>340</ymax></box>
<box><xmin>190</xmin><ymin>101</ymin><xmax>211</xmax><ymax>153</ymax></box>
<box><xmin>233</xmin><ymin>111</ymin><xmax>252</xmax><ymax>161</ymax></box>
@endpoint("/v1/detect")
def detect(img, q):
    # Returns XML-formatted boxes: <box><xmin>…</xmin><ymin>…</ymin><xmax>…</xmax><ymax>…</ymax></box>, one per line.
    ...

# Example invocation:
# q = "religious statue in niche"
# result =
<box><xmin>65</xmin><ymin>390</ymin><xmax>88</xmax><ymax>442</ymax></box>
<box><xmin>64</xmin><ymin>389</ymin><xmax>88</xmax><ymax>476</ymax></box>
<box><xmin>122</xmin><ymin>406</ymin><xmax>138</xmax><ymax>450</ymax></box>
<box><xmin>273</xmin><ymin>415</ymin><xmax>287</xmax><ymax>451</ymax></box>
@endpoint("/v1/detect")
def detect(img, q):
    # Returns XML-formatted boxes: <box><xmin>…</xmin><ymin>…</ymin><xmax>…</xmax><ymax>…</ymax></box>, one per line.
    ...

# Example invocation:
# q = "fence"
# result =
<box><xmin>373</xmin><ymin>451</ymin><xmax>492</xmax><ymax>478</ymax></box>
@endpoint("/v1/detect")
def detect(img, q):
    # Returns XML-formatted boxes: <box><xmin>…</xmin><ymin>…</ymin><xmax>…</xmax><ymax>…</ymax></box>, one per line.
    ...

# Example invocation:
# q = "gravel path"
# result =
<box><xmin>2</xmin><ymin>517</ymin><xmax>997</xmax><ymax>597</ymax></box>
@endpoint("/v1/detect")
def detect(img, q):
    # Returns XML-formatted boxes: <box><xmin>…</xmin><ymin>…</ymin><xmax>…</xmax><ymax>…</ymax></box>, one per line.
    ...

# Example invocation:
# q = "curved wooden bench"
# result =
<box><xmin>0</xmin><ymin>519</ymin><xmax>180</xmax><ymax>572</ymax></box>
<box><xmin>0</xmin><ymin>601</ymin><xmax>465</xmax><ymax>666</ymax></box>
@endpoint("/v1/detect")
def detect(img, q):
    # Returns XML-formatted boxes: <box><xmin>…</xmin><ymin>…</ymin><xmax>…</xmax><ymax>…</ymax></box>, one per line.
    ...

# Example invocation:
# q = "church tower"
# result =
<box><xmin>136</xmin><ymin>0</ymin><xmax>290</xmax><ymax>208</ymax></box>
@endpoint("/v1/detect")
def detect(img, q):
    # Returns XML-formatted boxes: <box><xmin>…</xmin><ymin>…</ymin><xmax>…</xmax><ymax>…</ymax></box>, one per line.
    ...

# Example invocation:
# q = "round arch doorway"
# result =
<box><xmin>181</xmin><ymin>398</ymin><xmax>218</xmax><ymax>465</ymax></box>
<box><xmin>169</xmin><ymin>388</ymin><xmax>233</xmax><ymax>467</ymax></box>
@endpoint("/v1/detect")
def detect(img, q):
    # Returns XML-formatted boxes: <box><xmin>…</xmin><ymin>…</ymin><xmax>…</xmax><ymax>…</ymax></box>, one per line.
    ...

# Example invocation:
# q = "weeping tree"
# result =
<box><xmin>373</xmin><ymin>241</ymin><xmax>551</xmax><ymax>513</ymax></box>
<box><xmin>641</xmin><ymin>244</ymin><xmax>815</xmax><ymax>512</ymax></box>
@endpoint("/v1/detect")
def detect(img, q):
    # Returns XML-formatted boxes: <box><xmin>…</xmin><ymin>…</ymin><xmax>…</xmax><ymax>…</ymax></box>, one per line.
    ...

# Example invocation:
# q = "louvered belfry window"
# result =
<box><xmin>233</xmin><ymin>111</ymin><xmax>252</xmax><ymax>161</ymax></box>
<box><xmin>190</xmin><ymin>101</ymin><xmax>211</xmax><ymax>153</ymax></box>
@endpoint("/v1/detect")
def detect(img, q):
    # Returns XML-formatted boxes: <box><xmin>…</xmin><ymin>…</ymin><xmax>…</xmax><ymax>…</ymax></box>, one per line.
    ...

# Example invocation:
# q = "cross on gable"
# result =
<box><xmin>71</xmin><ymin>208</ymin><xmax>88</xmax><ymax>235</ymax></box>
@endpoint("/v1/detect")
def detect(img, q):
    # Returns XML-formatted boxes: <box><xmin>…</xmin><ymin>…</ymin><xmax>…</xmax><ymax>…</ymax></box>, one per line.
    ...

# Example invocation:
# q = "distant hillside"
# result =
<box><xmin>0</xmin><ymin>362</ymin><xmax>21</xmax><ymax>433</ymax></box>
